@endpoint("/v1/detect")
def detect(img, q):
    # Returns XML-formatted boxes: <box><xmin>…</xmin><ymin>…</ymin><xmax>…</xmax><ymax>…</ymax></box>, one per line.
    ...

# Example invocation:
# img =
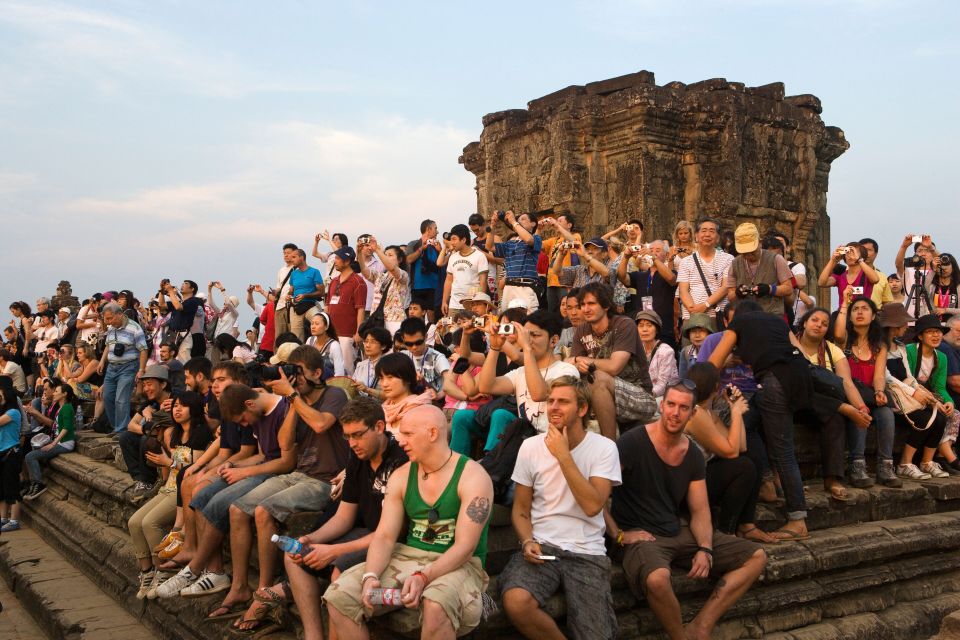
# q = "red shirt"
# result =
<box><xmin>259</xmin><ymin>304</ymin><xmax>276</xmax><ymax>353</ymax></box>
<box><xmin>328</xmin><ymin>272</ymin><xmax>368</xmax><ymax>336</ymax></box>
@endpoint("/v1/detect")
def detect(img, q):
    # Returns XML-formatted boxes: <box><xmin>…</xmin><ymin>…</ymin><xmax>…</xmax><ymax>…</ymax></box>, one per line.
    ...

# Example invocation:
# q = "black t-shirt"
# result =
<box><xmin>204</xmin><ymin>389</ymin><xmax>220</xmax><ymax>421</ymax></box>
<box><xmin>220</xmin><ymin>420</ymin><xmax>256</xmax><ymax>452</ymax></box>
<box><xmin>728</xmin><ymin>311</ymin><xmax>812</xmax><ymax>410</ymax></box>
<box><xmin>627</xmin><ymin>270</ymin><xmax>677</xmax><ymax>334</ymax></box>
<box><xmin>611</xmin><ymin>425</ymin><xmax>705</xmax><ymax>538</ymax></box>
<box><xmin>341</xmin><ymin>434</ymin><xmax>408</xmax><ymax>531</ymax></box>
<box><xmin>166</xmin><ymin>296</ymin><xmax>202</xmax><ymax>332</ymax></box>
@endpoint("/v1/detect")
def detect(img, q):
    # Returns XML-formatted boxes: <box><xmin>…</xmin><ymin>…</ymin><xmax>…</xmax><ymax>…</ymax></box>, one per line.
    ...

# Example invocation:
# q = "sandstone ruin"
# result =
<box><xmin>459</xmin><ymin>70</ymin><xmax>848</xmax><ymax>288</ymax></box>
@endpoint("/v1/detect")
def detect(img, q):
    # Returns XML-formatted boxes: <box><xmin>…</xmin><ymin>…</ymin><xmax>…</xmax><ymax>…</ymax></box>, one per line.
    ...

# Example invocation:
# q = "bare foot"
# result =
<box><xmin>758</xmin><ymin>479</ymin><xmax>780</xmax><ymax>503</ymax></box>
<box><xmin>684</xmin><ymin>620</ymin><xmax>709</xmax><ymax>640</ymax></box>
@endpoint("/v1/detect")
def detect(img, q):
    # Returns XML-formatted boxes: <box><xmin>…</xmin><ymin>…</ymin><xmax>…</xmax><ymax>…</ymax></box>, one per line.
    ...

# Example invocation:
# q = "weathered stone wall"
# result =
<box><xmin>459</xmin><ymin>70</ymin><xmax>848</xmax><ymax>291</ymax></box>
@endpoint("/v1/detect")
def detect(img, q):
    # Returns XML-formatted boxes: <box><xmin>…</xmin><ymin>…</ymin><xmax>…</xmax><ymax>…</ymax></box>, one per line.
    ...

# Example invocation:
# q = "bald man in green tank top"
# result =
<box><xmin>324</xmin><ymin>404</ymin><xmax>493</xmax><ymax>640</ymax></box>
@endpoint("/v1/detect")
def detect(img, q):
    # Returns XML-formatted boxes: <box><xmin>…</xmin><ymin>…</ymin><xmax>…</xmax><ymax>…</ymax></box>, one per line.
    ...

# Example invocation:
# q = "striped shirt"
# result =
<box><xmin>105</xmin><ymin>318</ymin><xmax>148</xmax><ymax>365</ymax></box>
<box><xmin>495</xmin><ymin>235</ymin><xmax>543</xmax><ymax>280</ymax></box>
<box><xmin>676</xmin><ymin>249</ymin><xmax>734</xmax><ymax>319</ymax></box>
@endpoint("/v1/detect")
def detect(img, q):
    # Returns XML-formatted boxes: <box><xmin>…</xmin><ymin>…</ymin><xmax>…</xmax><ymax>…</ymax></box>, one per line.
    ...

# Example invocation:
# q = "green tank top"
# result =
<box><xmin>403</xmin><ymin>454</ymin><xmax>489</xmax><ymax>565</ymax></box>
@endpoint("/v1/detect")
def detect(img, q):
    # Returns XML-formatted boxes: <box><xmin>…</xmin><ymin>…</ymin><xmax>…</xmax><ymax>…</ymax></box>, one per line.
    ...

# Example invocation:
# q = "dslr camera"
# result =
<box><xmin>905</xmin><ymin>254</ymin><xmax>926</xmax><ymax>269</ymax></box>
<box><xmin>496</xmin><ymin>210</ymin><xmax>507</xmax><ymax>222</ymax></box>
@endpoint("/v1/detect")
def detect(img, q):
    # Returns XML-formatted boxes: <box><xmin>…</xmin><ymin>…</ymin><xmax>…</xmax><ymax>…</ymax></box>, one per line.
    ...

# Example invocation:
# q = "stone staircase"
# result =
<box><xmin>6</xmin><ymin>431</ymin><xmax>960</xmax><ymax>639</ymax></box>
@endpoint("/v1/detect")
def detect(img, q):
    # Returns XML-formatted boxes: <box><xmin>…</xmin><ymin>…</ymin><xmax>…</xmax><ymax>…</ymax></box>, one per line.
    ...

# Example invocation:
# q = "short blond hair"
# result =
<box><xmin>549</xmin><ymin>375</ymin><xmax>591</xmax><ymax>410</ymax></box>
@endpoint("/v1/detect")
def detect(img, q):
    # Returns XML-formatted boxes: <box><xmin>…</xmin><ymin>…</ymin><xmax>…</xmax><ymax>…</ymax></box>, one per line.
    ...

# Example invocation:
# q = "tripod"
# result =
<box><xmin>906</xmin><ymin>265</ymin><xmax>933</xmax><ymax>320</ymax></box>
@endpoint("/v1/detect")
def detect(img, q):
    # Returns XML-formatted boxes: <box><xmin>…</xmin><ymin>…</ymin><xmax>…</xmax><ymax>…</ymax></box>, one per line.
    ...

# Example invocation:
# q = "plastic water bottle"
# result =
<box><xmin>368</xmin><ymin>588</ymin><xmax>403</xmax><ymax>606</ymax></box>
<box><xmin>270</xmin><ymin>534</ymin><xmax>310</xmax><ymax>555</ymax></box>
<box><xmin>75</xmin><ymin>404</ymin><xmax>83</xmax><ymax>428</ymax></box>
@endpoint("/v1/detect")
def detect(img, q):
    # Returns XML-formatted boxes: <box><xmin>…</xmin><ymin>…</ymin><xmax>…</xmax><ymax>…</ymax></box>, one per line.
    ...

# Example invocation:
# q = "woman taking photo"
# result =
<box><xmin>130</xmin><ymin>391</ymin><xmax>213</xmax><ymax>599</ymax></box>
<box><xmin>54</xmin><ymin>344</ymin><xmax>82</xmax><ymax>384</ymax></box>
<box><xmin>817</xmin><ymin>242</ymin><xmax>880</xmax><ymax>302</ymax></box>
<box><xmin>213</xmin><ymin>333</ymin><xmax>257</xmax><ymax>365</ymax></box>
<box><xmin>376</xmin><ymin>352</ymin><xmax>431</xmax><ymax>434</ymax></box>
<box><xmin>685</xmin><ymin>363</ymin><xmax>779</xmax><ymax>543</ymax></box>
<box><xmin>833</xmin><ymin>295</ymin><xmax>902</xmax><ymax>487</ymax></box>
<box><xmin>23</xmin><ymin>382</ymin><xmax>78</xmax><ymax>500</ymax></box>
<box><xmin>305</xmin><ymin>311</ymin><xmax>344</xmax><ymax>376</ymax></box>
<box><xmin>669</xmin><ymin>220</ymin><xmax>696</xmax><ymax>269</ymax></box>
<box><xmin>895</xmin><ymin>314</ymin><xmax>954</xmax><ymax>479</ymax></box>
<box><xmin>360</xmin><ymin>238</ymin><xmax>411</xmax><ymax>336</ymax></box>
<box><xmin>930</xmin><ymin>253</ymin><xmax>960</xmax><ymax>323</ymax></box>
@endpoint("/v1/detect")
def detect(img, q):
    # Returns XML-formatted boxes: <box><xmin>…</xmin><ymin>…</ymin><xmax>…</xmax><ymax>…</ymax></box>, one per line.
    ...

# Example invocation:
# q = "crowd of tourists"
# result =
<box><xmin>1</xmin><ymin>208</ymin><xmax>957</xmax><ymax>640</ymax></box>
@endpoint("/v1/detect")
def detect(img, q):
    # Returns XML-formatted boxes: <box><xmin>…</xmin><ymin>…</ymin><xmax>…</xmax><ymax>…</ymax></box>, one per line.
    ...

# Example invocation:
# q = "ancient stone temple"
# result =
<box><xmin>459</xmin><ymin>70</ymin><xmax>848</xmax><ymax>282</ymax></box>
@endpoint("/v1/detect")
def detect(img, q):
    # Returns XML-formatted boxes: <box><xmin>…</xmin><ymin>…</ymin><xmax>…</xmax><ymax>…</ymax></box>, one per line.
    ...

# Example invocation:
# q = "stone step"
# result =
<box><xmin>0</xmin><ymin>526</ymin><xmax>156</xmax><ymax>640</ymax></box>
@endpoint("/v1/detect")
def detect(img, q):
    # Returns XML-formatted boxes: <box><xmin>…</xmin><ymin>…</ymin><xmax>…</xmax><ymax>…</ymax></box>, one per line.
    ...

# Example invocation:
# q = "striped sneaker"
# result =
<box><xmin>154</xmin><ymin>566</ymin><xmax>198</xmax><ymax>599</ymax></box>
<box><xmin>179</xmin><ymin>571</ymin><xmax>230</xmax><ymax>598</ymax></box>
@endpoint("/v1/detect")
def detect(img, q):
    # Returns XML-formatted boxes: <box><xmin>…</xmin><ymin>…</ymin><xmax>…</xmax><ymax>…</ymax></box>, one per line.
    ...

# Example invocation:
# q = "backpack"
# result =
<box><xmin>479</xmin><ymin>417</ymin><xmax>537</xmax><ymax>504</ymax></box>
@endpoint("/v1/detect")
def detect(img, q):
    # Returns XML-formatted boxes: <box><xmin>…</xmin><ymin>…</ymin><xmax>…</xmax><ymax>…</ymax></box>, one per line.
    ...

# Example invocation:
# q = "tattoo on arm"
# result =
<box><xmin>709</xmin><ymin>577</ymin><xmax>727</xmax><ymax>601</ymax></box>
<box><xmin>466</xmin><ymin>496</ymin><xmax>491</xmax><ymax>525</ymax></box>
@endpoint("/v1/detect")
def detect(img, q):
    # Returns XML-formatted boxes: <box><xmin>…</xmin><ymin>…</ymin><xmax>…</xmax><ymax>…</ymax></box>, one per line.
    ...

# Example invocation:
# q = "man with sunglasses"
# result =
<box><xmin>280</xmin><ymin>397</ymin><xmax>408</xmax><ymax>640</ymax></box>
<box><xmin>501</xmin><ymin>376</ymin><xmax>621</xmax><ymax>640</ymax></box>
<box><xmin>399</xmin><ymin>317</ymin><xmax>452</xmax><ymax>400</ymax></box>
<box><xmin>325</xmin><ymin>404</ymin><xmax>493</xmax><ymax>640</ymax></box>
<box><xmin>607</xmin><ymin>379</ymin><xmax>766</xmax><ymax>640</ymax></box>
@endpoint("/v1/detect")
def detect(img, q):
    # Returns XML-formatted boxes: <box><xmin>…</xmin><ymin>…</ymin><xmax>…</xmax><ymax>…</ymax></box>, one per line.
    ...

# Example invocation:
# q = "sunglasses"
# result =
<box><xmin>665</xmin><ymin>378</ymin><xmax>697</xmax><ymax>391</ymax></box>
<box><xmin>421</xmin><ymin>507</ymin><xmax>441</xmax><ymax>543</ymax></box>
<box><xmin>403</xmin><ymin>339</ymin><xmax>425</xmax><ymax>347</ymax></box>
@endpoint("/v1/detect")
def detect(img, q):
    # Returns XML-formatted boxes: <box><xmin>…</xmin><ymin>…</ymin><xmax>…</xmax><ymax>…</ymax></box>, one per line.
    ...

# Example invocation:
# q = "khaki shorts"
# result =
<box><xmin>323</xmin><ymin>543</ymin><xmax>489</xmax><ymax>636</ymax></box>
<box><xmin>232</xmin><ymin>471</ymin><xmax>331</xmax><ymax>523</ymax></box>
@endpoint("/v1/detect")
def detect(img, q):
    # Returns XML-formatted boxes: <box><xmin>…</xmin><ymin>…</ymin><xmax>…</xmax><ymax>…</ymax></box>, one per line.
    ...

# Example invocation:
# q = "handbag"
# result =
<box><xmin>292</xmin><ymin>299</ymin><xmax>316</xmax><ymax>316</ymax></box>
<box><xmin>358</xmin><ymin>277</ymin><xmax>391</xmax><ymax>336</ymax></box>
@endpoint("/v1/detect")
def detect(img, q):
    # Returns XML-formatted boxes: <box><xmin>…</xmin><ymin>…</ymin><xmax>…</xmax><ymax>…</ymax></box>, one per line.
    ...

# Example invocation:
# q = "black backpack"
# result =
<box><xmin>479</xmin><ymin>417</ymin><xmax>537</xmax><ymax>504</ymax></box>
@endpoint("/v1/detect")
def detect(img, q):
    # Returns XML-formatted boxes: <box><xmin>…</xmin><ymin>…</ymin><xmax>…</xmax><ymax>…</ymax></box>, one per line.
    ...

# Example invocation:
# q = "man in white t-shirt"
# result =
<box><xmin>75</xmin><ymin>297</ymin><xmax>102</xmax><ymax>344</ymax></box>
<box><xmin>440</xmin><ymin>224</ymin><xmax>489</xmax><ymax>316</ymax></box>
<box><xmin>500</xmin><ymin>376</ymin><xmax>621</xmax><ymax>640</ymax></box>
<box><xmin>274</xmin><ymin>243</ymin><xmax>298</xmax><ymax>339</ymax></box>
<box><xmin>477</xmin><ymin>310</ymin><xmax>580</xmax><ymax>433</ymax></box>
<box><xmin>0</xmin><ymin>349</ymin><xmax>26</xmax><ymax>395</ymax></box>
<box><xmin>676</xmin><ymin>218</ymin><xmax>733</xmax><ymax>321</ymax></box>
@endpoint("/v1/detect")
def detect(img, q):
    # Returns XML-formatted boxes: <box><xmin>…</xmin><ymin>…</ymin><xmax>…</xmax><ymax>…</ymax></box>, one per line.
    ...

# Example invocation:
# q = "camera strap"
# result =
<box><xmin>693</xmin><ymin>253</ymin><xmax>713</xmax><ymax>296</ymax></box>
<box><xmin>275</xmin><ymin>267</ymin><xmax>295</xmax><ymax>311</ymax></box>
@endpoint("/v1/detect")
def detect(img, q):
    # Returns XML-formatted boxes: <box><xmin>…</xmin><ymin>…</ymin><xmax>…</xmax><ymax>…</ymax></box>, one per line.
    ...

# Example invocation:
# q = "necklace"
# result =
<box><xmin>422</xmin><ymin>450</ymin><xmax>454</xmax><ymax>479</ymax></box>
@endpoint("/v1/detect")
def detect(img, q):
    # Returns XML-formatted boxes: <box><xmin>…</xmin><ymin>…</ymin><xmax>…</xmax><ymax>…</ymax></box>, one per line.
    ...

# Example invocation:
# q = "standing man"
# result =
<box><xmin>607</xmin><ymin>381</ymin><xmax>767</xmax><ymax>640</ymax></box>
<box><xmin>540</xmin><ymin>213</ymin><xmax>582</xmax><ymax>313</ymax></box>
<box><xmin>726</xmin><ymin>223</ymin><xmax>794</xmax><ymax>316</ymax></box>
<box><xmin>274</xmin><ymin>243</ymin><xmax>299</xmax><ymax>340</ymax></box>
<box><xmin>677</xmin><ymin>218</ymin><xmax>733</xmax><ymax>324</ymax></box>
<box><xmin>287</xmin><ymin>249</ymin><xmax>325</xmax><ymax>342</ymax></box>
<box><xmin>859</xmin><ymin>237</ymin><xmax>894</xmax><ymax>307</ymax></box>
<box><xmin>500</xmin><ymin>377</ymin><xmax>621</xmax><ymax>640</ymax></box>
<box><xmin>327</xmin><ymin>246</ymin><xmax>367</xmax><ymax>376</ymax></box>
<box><xmin>406</xmin><ymin>220</ymin><xmax>442</xmax><ymax>323</ymax></box>
<box><xmin>158</xmin><ymin>279</ymin><xmax>204</xmax><ymax>362</ymax></box>
<box><xmin>324</xmin><ymin>404</ymin><xmax>493</xmax><ymax>640</ymax></box>
<box><xmin>440</xmin><ymin>224</ymin><xmax>489</xmax><ymax>316</ymax></box>
<box><xmin>487</xmin><ymin>210</ymin><xmax>542</xmax><ymax>312</ymax></box>
<box><xmin>97</xmin><ymin>302</ymin><xmax>149</xmax><ymax>433</ymax></box>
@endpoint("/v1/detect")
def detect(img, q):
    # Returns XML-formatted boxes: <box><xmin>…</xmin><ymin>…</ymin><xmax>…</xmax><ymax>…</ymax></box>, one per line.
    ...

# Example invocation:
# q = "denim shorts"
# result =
<box><xmin>231</xmin><ymin>471</ymin><xmax>332</xmax><ymax>523</ymax></box>
<box><xmin>188</xmin><ymin>473</ymin><xmax>272</xmax><ymax>533</ymax></box>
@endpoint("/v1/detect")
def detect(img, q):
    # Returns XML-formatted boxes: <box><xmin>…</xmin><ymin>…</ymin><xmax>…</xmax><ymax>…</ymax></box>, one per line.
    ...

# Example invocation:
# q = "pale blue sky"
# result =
<box><xmin>1</xmin><ymin>0</ymin><xmax>957</xmax><ymax>316</ymax></box>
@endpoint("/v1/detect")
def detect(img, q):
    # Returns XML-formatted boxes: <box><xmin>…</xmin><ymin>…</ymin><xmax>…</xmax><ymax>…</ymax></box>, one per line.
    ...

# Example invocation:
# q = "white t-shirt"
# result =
<box><xmin>504</xmin><ymin>360</ymin><xmax>580</xmax><ymax>432</ymax></box>
<box><xmin>215</xmin><ymin>303</ymin><xmax>239</xmax><ymax>337</ymax></box>
<box><xmin>2</xmin><ymin>361</ymin><xmax>26</xmax><ymax>394</ymax></box>
<box><xmin>676</xmin><ymin>249</ymin><xmax>734</xmax><ymax>319</ymax></box>
<box><xmin>76</xmin><ymin>304</ymin><xmax>100</xmax><ymax>343</ymax></box>
<box><xmin>276</xmin><ymin>265</ymin><xmax>294</xmax><ymax>311</ymax></box>
<box><xmin>512</xmin><ymin>431</ymin><xmax>621</xmax><ymax>555</ymax></box>
<box><xmin>306</xmin><ymin>337</ymin><xmax>346</xmax><ymax>376</ymax></box>
<box><xmin>447</xmin><ymin>249</ymin><xmax>489</xmax><ymax>309</ymax></box>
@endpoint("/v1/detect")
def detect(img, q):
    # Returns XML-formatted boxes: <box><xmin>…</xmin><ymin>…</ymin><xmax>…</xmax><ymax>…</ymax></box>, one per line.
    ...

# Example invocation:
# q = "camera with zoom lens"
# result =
<box><xmin>906</xmin><ymin>254</ymin><xmax>926</xmax><ymax>269</ymax></box>
<box><xmin>496</xmin><ymin>210</ymin><xmax>507</xmax><ymax>222</ymax></box>
<box><xmin>243</xmin><ymin>360</ymin><xmax>302</xmax><ymax>386</ymax></box>
<box><xmin>736</xmin><ymin>284</ymin><xmax>755</xmax><ymax>298</ymax></box>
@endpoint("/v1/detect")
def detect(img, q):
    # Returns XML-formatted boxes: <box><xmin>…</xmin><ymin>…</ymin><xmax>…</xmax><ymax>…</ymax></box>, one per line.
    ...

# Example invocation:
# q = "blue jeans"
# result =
<box><xmin>24</xmin><ymin>444</ymin><xmax>70</xmax><ymax>484</ymax></box>
<box><xmin>756</xmin><ymin>372</ymin><xmax>807</xmax><ymax>520</ymax></box>
<box><xmin>189</xmin><ymin>474</ymin><xmax>272</xmax><ymax>533</ymax></box>
<box><xmin>102</xmin><ymin>360</ymin><xmax>139</xmax><ymax>433</ymax></box>
<box><xmin>449</xmin><ymin>409</ymin><xmax>518</xmax><ymax>455</ymax></box>
<box><xmin>848</xmin><ymin>405</ymin><xmax>896</xmax><ymax>462</ymax></box>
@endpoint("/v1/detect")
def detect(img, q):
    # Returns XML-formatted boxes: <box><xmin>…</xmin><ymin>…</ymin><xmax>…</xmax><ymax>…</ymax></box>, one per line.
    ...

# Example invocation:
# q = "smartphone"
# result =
<box><xmin>536</xmin><ymin>555</ymin><xmax>557</xmax><ymax>561</ymax></box>
<box><xmin>851</xmin><ymin>286</ymin><xmax>864</xmax><ymax>295</ymax></box>
<box><xmin>725</xmin><ymin>386</ymin><xmax>736</xmax><ymax>400</ymax></box>
<box><xmin>452</xmin><ymin>359</ymin><xmax>471</xmax><ymax>375</ymax></box>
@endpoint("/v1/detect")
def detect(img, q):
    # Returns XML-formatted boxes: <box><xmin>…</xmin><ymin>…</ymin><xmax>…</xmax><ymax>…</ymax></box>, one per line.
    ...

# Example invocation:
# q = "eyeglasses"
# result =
<box><xmin>403</xmin><ymin>339</ymin><xmax>425</xmax><ymax>347</ymax></box>
<box><xmin>665</xmin><ymin>378</ymin><xmax>697</xmax><ymax>391</ymax></box>
<box><xmin>342</xmin><ymin>427</ymin><xmax>371</xmax><ymax>442</ymax></box>
<box><xmin>421</xmin><ymin>507</ymin><xmax>441</xmax><ymax>543</ymax></box>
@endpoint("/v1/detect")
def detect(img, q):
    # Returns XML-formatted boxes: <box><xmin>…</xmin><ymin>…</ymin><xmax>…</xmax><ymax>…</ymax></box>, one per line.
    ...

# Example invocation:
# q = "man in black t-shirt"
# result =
<box><xmin>280</xmin><ymin>397</ymin><xmax>407</xmax><ymax>640</ymax></box>
<box><xmin>158</xmin><ymin>279</ymin><xmax>204</xmax><ymax>362</ymax></box>
<box><xmin>618</xmin><ymin>242</ymin><xmax>678</xmax><ymax>347</ymax></box>
<box><xmin>606</xmin><ymin>382</ymin><xmax>766</xmax><ymax>640</ymax></box>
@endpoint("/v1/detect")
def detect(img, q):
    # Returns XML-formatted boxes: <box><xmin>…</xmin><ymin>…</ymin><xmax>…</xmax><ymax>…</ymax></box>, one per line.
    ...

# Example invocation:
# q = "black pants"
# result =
<box><xmin>902</xmin><ymin>409</ymin><xmax>947</xmax><ymax>451</ymax></box>
<box><xmin>118</xmin><ymin>430</ymin><xmax>157</xmax><ymax>484</ymax></box>
<box><xmin>706</xmin><ymin>455</ymin><xmax>758</xmax><ymax>533</ymax></box>
<box><xmin>0</xmin><ymin>447</ymin><xmax>22</xmax><ymax>505</ymax></box>
<box><xmin>796</xmin><ymin>408</ymin><xmax>846</xmax><ymax>478</ymax></box>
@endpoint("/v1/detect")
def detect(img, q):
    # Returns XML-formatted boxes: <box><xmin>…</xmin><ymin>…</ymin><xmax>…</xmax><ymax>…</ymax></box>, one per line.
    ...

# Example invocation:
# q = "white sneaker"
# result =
<box><xmin>136</xmin><ymin>570</ymin><xmax>155</xmax><ymax>600</ymax></box>
<box><xmin>146</xmin><ymin>570</ymin><xmax>174</xmax><ymax>600</ymax></box>
<box><xmin>897</xmin><ymin>463</ymin><xmax>932</xmax><ymax>480</ymax></box>
<box><xmin>154</xmin><ymin>566</ymin><xmax>197</xmax><ymax>599</ymax></box>
<box><xmin>179</xmin><ymin>571</ymin><xmax>231</xmax><ymax>598</ymax></box>
<box><xmin>921</xmin><ymin>461</ymin><xmax>950</xmax><ymax>478</ymax></box>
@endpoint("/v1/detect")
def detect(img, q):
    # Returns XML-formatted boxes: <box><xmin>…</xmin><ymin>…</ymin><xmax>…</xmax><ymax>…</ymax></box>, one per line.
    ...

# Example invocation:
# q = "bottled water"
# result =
<box><xmin>270</xmin><ymin>534</ymin><xmax>310</xmax><ymax>555</ymax></box>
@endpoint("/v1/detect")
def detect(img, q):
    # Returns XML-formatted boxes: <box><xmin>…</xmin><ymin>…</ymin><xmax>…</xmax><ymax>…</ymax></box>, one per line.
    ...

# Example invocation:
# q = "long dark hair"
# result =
<box><xmin>375</xmin><ymin>352</ymin><xmax>422</xmax><ymax>394</ymax></box>
<box><xmin>843</xmin><ymin>296</ymin><xmax>885</xmax><ymax>355</ymax></box>
<box><xmin>54</xmin><ymin>382</ymin><xmax>77</xmax><ymax>408</ymax></box>
<box><xmin>797</xmin><ymin>306</ymin><xmax>832</xmax><ymax>342</ymax></box>
<box><xmin>169</xmin><ymin>391</ymin><xmax>211</xmax><ymax>450</ymax></box>
<box><xmin>935</xmin><ymin>253</ymin><xmax>960</xmax><ymax>291</ymax></box>
<box><xmin>214</xmin><ymin>334</ymin><xmax>250</xmax><ymax>357</ymax></box>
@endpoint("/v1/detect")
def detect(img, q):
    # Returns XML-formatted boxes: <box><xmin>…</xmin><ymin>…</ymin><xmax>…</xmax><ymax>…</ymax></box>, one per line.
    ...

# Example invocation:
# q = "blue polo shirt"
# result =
<box><xmin>289</xmin><ymin>266</ymin><xmax>324</xmax><ymax>297</ymax></box>
<box><xmin>495</xmin><ymin>235</ymin><xmax>542</xmax><ymax>280</ymax></box>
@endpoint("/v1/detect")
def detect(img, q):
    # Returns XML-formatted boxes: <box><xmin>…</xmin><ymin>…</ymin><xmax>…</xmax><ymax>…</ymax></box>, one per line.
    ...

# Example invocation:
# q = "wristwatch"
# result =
<box><xmin>287</xmin><ymin>390</ymin><xmax>300</xmax><ymax>402</ymax></box>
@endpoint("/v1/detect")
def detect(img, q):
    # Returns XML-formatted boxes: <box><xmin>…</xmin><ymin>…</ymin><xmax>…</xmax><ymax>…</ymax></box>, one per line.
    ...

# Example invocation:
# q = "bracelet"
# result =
<box><xmin>411</xmin><ymin>570</ymin><xmax>430</xmax><ymax>585</ymax></box>
<box><xmin>520</xmin><ymin>538</ymin><xmax>536</xmax><ymax>550</ymax></box>
<box><xmin>697</xmin><ymin>546</ymin><xmax>713</xmax><ymax>556</ymax></box>
<box><xmin>616</xmin><ymin>530</ymin><xmax>624</xmax><ymax>547</ymax></box>
<box><xmin>361</xmin><ymin>572</ymin><xmax>379</xmax><ymax>585</ymax></box>
<box><xmin>770</xmin><ymin>284</ymin><xmax>777</xmax><ymax>297</ymax></box>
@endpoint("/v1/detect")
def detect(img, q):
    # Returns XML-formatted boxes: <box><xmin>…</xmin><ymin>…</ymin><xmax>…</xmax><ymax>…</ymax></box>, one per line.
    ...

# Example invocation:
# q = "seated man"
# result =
<box><xmin>324</xmin><ymin>404</ymin><xmax>493</xmax><ymax>640</ymax></box>
<box><xmin>214</xmin><ymin>345</ymin><xmax>349</xmax><ymax>622</ymax></box>
<box><xmin>248</xmin><ymin>397</ymin><xmax>409</xmax><ymax>639</ymax></box>
<box><xmin>399</xmin><ymin>317</ymin><xmax>452</xmax><ymax>399</ymax></box>
<box><xmin>568</xmin><ymin>281</ymin><xmax>657</xmax><ymax>438</ymax></box>
<box><xmin>606</xmin><ymin>381</ymin><xmax>767</xmax><ymax>640</ymax></box>
<box><xmin>501</xmin><ymin>376</ymin><xmax>621</xmax><ymax>640</ymax></box>
<box><xmin>156</xmin><ymin>383</ymin><xmax>294</xmax><ymax>599</ymax></box>
<box><xmin>119</xmin><ymin>364</ymin><xmax>174</xmax><ymax>492</ymax></box>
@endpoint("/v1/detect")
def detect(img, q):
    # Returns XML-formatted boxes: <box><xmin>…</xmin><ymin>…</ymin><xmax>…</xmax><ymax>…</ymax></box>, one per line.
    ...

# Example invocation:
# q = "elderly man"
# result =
<box><xmin>726</xmin><ymin>223</ymin><xmax>794</xmax><ymax>316</ymax></box>
<box><xmin>324</xmin><ymin>404</ymin><xmax>493</xmax><ymax>640</ymax></box>
<box><xmin>97</xmin><ymin>302</ymin><xmax>149</xmax><ymax>433</ymax></box>
<box><xmin>677</xmin><ymin>218</ymin><xmax>733</xmax><ymax>323</ymax></box>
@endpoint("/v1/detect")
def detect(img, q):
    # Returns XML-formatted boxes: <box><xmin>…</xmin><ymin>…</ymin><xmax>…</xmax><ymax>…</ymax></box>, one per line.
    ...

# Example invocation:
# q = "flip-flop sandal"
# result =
<box><xmin>252</xmin><ymin>582</ymin><xmax>291</xmax><ymax>605</ymax></box>
<box><xmin>231</xmin><ymin>615</ymin><xmax>282</xmax><ymax>636</ymax></box>
<box><xmin>231</xmin><ymin>599</ymin><xmax>280</xmax><ymax>632</ymax></box>
<box><xmin>772</xmin><ymin>528</ymin><xmax>810</xmax><ymax>541</ymax></box>
<box><xmin>738</xmin><ymin>525</ymin><xmax>780</xmax><ymax>544</ymax></box>
<box><xmin>827</xmin><ymin>485</ymin><xmax>852</xmax><ymax>502</ymax></box>
<box><xmin>207</xmin><ymin>600</ymin><xmax>250</xmax><ymax>621</ymax></box>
